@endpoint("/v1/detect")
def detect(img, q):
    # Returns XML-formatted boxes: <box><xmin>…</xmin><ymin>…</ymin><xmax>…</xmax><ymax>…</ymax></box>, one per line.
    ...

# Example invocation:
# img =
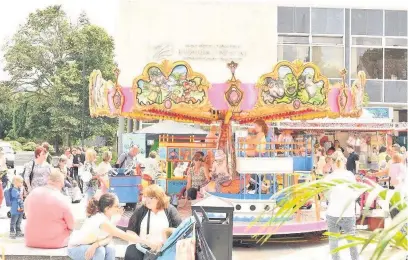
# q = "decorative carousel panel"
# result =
<box><xmin>89</xmin><ymin>70</ymin><xmax>114</xmax><ymax>117</ymax></box>
<box><xmin>248</xmin><ymin>60</ymin><xmax>330</xmax><ymax>121</ymax></box>
<box><xmin>131</xmin><ymin>60</ymin><xmax>213</xmax><ymax>122</ymax></box>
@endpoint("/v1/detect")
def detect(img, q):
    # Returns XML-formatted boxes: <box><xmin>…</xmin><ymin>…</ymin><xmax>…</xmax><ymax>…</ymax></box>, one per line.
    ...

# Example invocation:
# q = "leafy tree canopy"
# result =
<box><xmin>1</xmin><ymin>5</ymin><xmax>117</xmax><ymax>150</ymax></box>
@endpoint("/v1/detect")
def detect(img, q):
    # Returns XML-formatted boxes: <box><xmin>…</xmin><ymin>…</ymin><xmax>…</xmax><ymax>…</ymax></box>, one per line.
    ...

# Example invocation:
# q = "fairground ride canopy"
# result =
<box><xmin>89</xmin><ymin>60</ymin><xmax>367</xmax><ymax>124</ymax></box>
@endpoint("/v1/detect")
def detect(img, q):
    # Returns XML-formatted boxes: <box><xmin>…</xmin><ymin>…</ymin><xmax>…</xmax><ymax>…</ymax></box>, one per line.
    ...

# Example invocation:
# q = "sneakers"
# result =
<box><xmin>9</xmin><ymin>232</ymin><xmax>23</xmax><ymax>239</ymax></box>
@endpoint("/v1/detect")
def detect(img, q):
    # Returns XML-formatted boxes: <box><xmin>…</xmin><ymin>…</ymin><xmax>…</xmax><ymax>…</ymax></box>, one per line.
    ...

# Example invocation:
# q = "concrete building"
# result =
<box><xmin>115</xmin><ymin>0</ymin><xmax>408</xmax><ymax>129</ymax></box>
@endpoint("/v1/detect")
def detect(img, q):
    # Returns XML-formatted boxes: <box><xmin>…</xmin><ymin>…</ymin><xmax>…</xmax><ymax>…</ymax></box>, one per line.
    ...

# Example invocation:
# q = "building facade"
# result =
<box><xmin>116</xmin><ymin>0</ymin><xmax>407</xmax><ymax>124</ymax></box>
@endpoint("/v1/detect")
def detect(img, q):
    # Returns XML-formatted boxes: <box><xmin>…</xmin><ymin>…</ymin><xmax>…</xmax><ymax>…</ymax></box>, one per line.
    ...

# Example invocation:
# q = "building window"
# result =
<box><xmin>351</xmin><ymin>9</ymin><xmax>383</xmax><ymax>36</ymax></box>
<box><xmin>384</xmin><ymin>49</ymin><xmax>407</xmax><ymax>80</ymax></box>
<box><xmin>277</xmin><ymin>7</ymin><xmax>345</xmax><ymax>80</ymax></box>
<box><xmin>277</xmin><ymin>45</ymin><xmax>310</xmax><ymax>62</ymax></box>
<box><xmin>278</xmin><ymin>7</ymin><xmax>310</xmax><ymax>34</ymax></box>
<box><xmin>312</xmin><ymin>46</ymin><xmax>344</xmax><ymax>78</ymax></box>
<box><xmin>363</xmin><ymin>80</ymin><xmax>383</xmax><ymax>102</ymax></box>
<box><xmin>311</xmin><ymin>8</ymin><xmax>344</xmax><ymax>35</ymax></box>
<box><xmin>350</xmin><ymin>10</ymin><xmax>408</xmax><ymax>104</ymax></box>
<box><xmin>384</xmin><ymin>81</ymin><xmax>408</xmax><ymax>103</ymax></box>
<box><xmin>351</xmin><ymin>48</ymin><xmax>383</xmax><ymax>79</ymax></box>
<box><xmin>385</xmin><ymin>10</ymin><xmax>408</xmax><ymax>37</ymax></box>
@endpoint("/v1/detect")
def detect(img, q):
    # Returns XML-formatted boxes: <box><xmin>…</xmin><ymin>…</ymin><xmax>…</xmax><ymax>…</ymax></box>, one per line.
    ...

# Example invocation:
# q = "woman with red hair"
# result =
<box><xmin>24</xmin><ymin>146</ymin><xmax>51</xmax><ymax>193</ymax></box>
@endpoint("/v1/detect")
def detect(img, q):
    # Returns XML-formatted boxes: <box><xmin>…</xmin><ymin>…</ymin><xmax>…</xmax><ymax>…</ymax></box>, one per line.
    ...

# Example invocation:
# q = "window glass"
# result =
<box><xmin>277</xmin><ymin>45</ymin><xmax>310</xmax><ymax>62</ymax></box>
<box><xmin>385</xmin><ymin>10</ymin><xmax>408</xmax><ymax>36</ymax></box>
<box><xmin>312</xmin><ymin>36</ymin><xmax>343</xmax><ymax>45</ymax></box>
<box><xmin>384</xmin><ymin>49</ymin><xmax>408</xmax><ymax>80</ymax></box>
<box><xmin>385</xmin><ymin>38</ymin><xmax>408</xmax><ymax>47</ymax></box>
<box><xmin>351</xmin><ymin>9</ymin><xmax>383</xmax><ymax>36</ymax></box>
<box><xmin>278</xmin><ymin>7</ymin><xmax>310</xmax><ymax>33</ymax></box>
<box><xmin>278</xmin><ymin>36</ymin><xmax>309</xmax><ymax>44</ymax></box>
<box><xmin>384</xmin><ymin>81</ymin><xmax>408</xmax><ymax>103</ymax></box>
<box><xmin>352</xmin><ymin>37</ymin><xmax>382</xmax><ymax>46</ymax></box>
<box><xmin>360</xmin><ymin>80</ymin><xmax>383</xmax><ymax>102</ymax></box>
<box><xmin>312</xmin><ymin>46</ymin><xmax>344</xmax><ymax>78</ymax></box>
<box><xmin>351</xmin><ymin>48</ymin><xmax>383</xmax><ymax>79</ymax></box>
<box><xmin>311</xmin><ymin>8</ymin><xmax>344</xmax><ymax>34</ymax></box>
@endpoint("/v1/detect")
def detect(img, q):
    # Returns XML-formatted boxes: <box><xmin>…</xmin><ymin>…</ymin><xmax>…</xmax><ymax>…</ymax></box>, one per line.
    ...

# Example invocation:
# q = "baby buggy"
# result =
<box><xmin>136</xmin><ymin>211</ymin><xmax>216</xmax><ymax>260</ymax></box>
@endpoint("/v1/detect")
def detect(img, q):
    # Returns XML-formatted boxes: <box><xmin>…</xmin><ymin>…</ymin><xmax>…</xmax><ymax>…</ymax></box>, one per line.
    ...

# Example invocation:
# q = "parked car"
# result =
<box><xmin>0</xmin><ymin>142</ymin><xmax>15</xmax><ymax>168</ymax></box>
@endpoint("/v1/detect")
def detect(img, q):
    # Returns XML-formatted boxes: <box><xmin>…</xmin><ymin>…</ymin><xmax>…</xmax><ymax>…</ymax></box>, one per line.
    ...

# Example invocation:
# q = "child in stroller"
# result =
<box><xmin>135</xmin><ymin>213</ymin><xmax>216</xmax><ymax>260</ymax></box>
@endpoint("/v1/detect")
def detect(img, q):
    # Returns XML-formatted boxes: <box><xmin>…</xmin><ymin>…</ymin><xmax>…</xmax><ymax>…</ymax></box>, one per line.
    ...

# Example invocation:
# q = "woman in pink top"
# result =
<box><xmin>388</xmin><ymin>153</ymin><xmax>406</xmax><ymax>190</ymax></box>
<box><xmin>24</xmin><ymin>170</ymin><xmax>74</xmax><ymax>249</ymax></box>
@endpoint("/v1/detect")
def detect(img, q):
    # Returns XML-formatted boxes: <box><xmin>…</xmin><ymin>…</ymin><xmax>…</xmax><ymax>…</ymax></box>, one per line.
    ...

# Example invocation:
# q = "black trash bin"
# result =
<box><xmin>192</xmin><ymin>196</ymin><xmax>234</xmax><ymax>260</ymax></box>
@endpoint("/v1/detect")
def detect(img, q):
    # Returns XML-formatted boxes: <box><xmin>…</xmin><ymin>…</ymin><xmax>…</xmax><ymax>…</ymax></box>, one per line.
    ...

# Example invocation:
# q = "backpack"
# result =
<box><xmin>4</xmin><ymin>186</ymin><xmax>12</xmax><ymax>207</ymax></box>
<box><xmin>21</xmin><ymin>160</ymin><xmax>35</xmax><ymax>189</ymax></box>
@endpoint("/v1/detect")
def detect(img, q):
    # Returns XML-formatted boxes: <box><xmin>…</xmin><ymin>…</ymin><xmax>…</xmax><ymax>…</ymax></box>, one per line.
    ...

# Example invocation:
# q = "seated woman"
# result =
<box><xmin>186</xmin><ymin>152</ymin><xmax>209</xmax><ymax>200</ymax></box>
<box><xmin>124</xmin><ymin>185</ymin><xmax>182</xmax><ymax>260</ymax></box>
<box><xmin>68</xmin><ymin>193</ymin><xmax>155</xmax><ymax>260</ymax></box>
<box><xmin>245</xmin><ymin>119</ymin><xmax>268</xmax><ymax>157</ymax></box>
<box><xmin>203</xmin><ymin>150</ymin><xmax>231</xmax><ymax>193</ymax></box>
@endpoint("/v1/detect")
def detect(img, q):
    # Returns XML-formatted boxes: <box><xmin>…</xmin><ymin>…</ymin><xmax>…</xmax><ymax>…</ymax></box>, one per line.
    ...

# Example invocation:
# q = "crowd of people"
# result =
<box><xmin>0</xmin><ymin>129</ymin><xmax>407</xmax><ymax>260</ymax></box>
<box><xmin>0</xmin><ymin>142</ymin><xmax>187</xmax><ymax>260</ymax></box>
<box><xmin>314</xmin><ymin>141</ymin><xmax>407</xmax><ymax>260</ymax></box>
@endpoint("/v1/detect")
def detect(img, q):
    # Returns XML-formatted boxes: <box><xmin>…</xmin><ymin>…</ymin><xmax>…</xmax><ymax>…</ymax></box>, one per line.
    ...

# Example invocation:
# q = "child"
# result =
<box><xmin>71</xmin><ymin>180</ymin><xmax>82</xmax><ymax>204</ymax></box>
<box><xmin>10</xmin><ymin>175</ymin><xmax>24</xmax><ymax>239</ymax></box>
<box><xmin>162</xmin><ymin>227</ymin><xmax>175</xmax><ymax>243</ymax></box>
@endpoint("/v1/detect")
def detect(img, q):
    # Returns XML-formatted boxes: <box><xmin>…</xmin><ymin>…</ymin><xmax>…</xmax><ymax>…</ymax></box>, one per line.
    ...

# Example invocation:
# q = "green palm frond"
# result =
<box><xmin>252</xmin><ymin>177</ymin><xmax>408</xmax><ymax>260</ymax></box>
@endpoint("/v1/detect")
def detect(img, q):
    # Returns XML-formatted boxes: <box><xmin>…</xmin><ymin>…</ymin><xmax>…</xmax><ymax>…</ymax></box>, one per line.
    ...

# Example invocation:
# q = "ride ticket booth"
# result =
<box><xmin>157</xmin><ymin>134</ymin><xmax>217</xmax><ymax>194</ymax></box>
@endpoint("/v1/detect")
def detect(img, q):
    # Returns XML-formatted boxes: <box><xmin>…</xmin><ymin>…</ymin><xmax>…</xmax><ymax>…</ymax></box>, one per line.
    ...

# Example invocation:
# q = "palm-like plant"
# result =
<box><xmin>253</xmin><ymin>175</ymin><xmax>407</xmax><ymax>260</ymax></box>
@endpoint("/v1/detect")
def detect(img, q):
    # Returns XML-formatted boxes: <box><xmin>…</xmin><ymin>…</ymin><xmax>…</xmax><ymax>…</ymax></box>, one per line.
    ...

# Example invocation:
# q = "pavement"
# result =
<box><xmin>0</xmin><ymin>154</ymin><xmax>406</xmax><ymax>260</ymax></box>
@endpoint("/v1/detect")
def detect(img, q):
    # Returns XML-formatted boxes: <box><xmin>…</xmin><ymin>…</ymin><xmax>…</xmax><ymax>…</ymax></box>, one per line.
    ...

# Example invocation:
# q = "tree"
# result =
<box><xmin>2</xmin><ymin>5</ymin><xmax>117</xmax><ymax>149</ymax></box>
<box><xmin>0</xmin><ymin>83</ymin><xmax>14</xmax><ymax>138</ymax></box>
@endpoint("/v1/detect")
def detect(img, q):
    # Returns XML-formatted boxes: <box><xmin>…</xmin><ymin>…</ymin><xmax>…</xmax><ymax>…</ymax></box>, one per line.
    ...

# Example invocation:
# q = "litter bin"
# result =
<box><xmin>192</xmin><ymin>196</ymin><xmax>234</xmax><ymax>260</ymax></box>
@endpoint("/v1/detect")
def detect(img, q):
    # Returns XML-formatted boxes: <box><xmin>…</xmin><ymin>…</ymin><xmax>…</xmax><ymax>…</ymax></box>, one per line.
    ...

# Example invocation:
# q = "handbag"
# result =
<box><xmin>176</xmin><ymin>224</ymin><xmax>196</xmax><ymax>260</ymax></box>
<box><xmin>79</xmin><ymin>166</ymin><xmax>92</xmax><ymax>182</ymax></box>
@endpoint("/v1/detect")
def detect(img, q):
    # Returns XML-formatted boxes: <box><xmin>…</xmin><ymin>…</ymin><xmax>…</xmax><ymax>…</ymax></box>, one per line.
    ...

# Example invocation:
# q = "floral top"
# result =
<box><xmin>189</xmin><ymin>167</ymin><xmax>207</xmax><ymax>189</ymax></box>
<box><xmin>24</xmin><ymin>161</ymin><xmax>51</xmax><ymax>191</ymax></box>
<box><xmin>83</xmin><ymin>162</ymin><xmax>98</xmax><ymax>190</ymax></box>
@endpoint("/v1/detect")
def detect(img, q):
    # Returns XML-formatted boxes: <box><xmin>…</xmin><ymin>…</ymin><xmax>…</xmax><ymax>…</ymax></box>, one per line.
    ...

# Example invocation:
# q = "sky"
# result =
<box><xmin>0</xmin><ymin>0</ymin><xmax>117</xmax><ymax>80</ymax></box>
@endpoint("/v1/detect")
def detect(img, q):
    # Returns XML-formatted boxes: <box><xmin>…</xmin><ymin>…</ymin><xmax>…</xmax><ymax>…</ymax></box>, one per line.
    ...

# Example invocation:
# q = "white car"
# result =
<box><xmin>0</xmin><ymin>142</ymin><xmax>15</xmax><ymax>168</ymax></box>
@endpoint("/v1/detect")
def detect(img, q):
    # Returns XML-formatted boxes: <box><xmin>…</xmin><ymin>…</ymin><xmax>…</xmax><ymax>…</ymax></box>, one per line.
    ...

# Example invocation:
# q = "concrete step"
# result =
<box><xmin>4</xmin><ymin>256</ymin><xmax>124</xmax><ymax>260</ymax></box>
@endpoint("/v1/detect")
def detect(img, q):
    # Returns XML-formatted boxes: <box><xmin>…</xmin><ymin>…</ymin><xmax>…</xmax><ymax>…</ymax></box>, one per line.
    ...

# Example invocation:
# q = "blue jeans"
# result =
<box><xmin>10</xmin><ymin>214</ymin><xmax>23</xmax><ymax>234</ymax></box>
<box><xmin>68</xmin><ymin>245</ymin><xmax>115</xmax><ymax>260</ymax></box>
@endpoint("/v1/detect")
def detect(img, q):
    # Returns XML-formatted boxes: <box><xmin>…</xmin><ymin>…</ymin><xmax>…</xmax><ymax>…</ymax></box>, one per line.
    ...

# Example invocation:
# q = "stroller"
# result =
<box><xmin>136</xmin><ymin>211</ymin><xmax>216</xmax><ymax>260</ymax></box>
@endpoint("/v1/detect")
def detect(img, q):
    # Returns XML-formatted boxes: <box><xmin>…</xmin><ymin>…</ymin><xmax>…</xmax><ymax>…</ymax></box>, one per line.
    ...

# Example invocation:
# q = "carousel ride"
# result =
<box><xmin>89</xmin><ymin>59</ymin><xmax>367</xmax><ymax>236</ymax></box>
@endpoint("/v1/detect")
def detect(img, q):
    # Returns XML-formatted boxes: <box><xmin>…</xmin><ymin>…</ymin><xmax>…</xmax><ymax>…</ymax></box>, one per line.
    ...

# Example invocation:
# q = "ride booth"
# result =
<box><xmin>156</xmin><ymin>134</ymin><xmax>217</xmax><ymax>195</ymax></box>
<box><xmin>108</xmin><ymin>133</ymin><xmax>146</xmax><ymax>205</ymax></box>
<box><xmin>89</xmin><ymin>59</ymin><xmax>367</xmax><ymax>237</ymax></box>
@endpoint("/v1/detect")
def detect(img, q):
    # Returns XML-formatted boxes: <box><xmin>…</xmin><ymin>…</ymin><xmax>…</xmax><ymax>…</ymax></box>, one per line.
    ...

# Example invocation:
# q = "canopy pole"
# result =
<box><xmin>118</xmin><ymin>117</ymin><xmax>125</xmax><ymax>155</ymax></box>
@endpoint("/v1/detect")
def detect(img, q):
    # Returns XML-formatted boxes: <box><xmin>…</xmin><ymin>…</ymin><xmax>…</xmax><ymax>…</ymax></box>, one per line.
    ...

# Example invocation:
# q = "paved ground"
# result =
<box><xmin>1</xmin><ymin>199</ymin><xmax>405</xmax><ymax>260</ymax></box>
<box><xmin>0</xmin><ymin>156</ymin><xmax>406</xmax><ymax>260</ymax></box>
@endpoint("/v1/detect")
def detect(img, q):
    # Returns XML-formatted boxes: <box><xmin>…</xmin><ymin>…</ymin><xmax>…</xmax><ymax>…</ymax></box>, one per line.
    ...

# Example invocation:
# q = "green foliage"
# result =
<box><xmin>8</xmin><ymin>141</ymin><xmax>23</xmax><ymax>152</ymax></box>
<box><xmin>253</xmin><ymin>176</ymin><xmax>407</xmax><ymax>260</ymax></box>
<box><xmin>363</xmin><ymin>92</ymin><xmax>370</xmax><ymax>106</ymax></box>
<box><xmin>16</xmin><ymin>137</ymin><xmax>28</xmax><ymax>144</ymax></box>
<box><xmin>22</xmin><ymin>141</ymin><xmax>37</xmax><ymax>151</ymax></box>
<box><xmin>1</xmin><ymin>5</ymin><xmax>117</xmax><ymax>148</ymax></box>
